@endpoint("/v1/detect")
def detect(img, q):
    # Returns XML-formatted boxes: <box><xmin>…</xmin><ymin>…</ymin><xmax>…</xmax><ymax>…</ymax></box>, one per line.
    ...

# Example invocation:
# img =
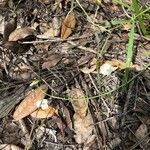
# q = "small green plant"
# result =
<box><xmin>124</xmin><ymin>18</ymin><xmax>135</xmax><ymax>84</ymax></box>
<box><xmin>132</xmin><ymin>0</ymin><xmax>148</xmax><ymax>35</ymax></box>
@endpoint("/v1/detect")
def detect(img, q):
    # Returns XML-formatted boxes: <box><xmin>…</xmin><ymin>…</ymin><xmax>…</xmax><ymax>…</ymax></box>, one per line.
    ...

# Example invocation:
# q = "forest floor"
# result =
<box><xmin>0</xmin><ymin>0</ymin><xmax>150</xmax><ymax>150</ymax></box>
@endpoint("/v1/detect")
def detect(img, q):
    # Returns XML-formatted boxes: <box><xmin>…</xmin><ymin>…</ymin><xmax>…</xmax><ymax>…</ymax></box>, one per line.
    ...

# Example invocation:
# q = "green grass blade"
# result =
<box><xmin>124</xmin><ymin>19</ymin><xmax>135</xmax><ymax>83</ymax></box>
<box><xmin>112</xmin><ymin>0</ymin><xmax>131</xmax><ymax>9</ymax></box>
<box><xmin>132</xmin><ymin>0</ymin><xmax>147</xmax><ymax>35</ymax></box>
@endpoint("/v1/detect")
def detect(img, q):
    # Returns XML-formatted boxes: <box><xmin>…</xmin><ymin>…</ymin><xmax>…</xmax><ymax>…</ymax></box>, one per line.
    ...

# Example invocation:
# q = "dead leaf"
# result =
<box><xmin>9</xmin><ymin>27</ymin><xmax>36</xmax><ymax>41</ymax></box>
<box><xmin>42</xmin><ymin>53</ymin><xmax>62</xmax><ymax>69</ymax></box>
<box><xmin>31</xmin><ymin>106</ymin><xmax>58</xmax><ymax>118</ymax></box>
<box><xmin>99</xmin><ymin>59</ymin><xmax>126</xmax><ymax>75</ymax></box>
<box><xmin>99</xmin><ymin>59</ymin><xmax>141</xmax><ymax>75</ymax></box>
<box><xmin>73</xmin><ymin>113</ymin><xmax>94</xmax><ymax>144</ymax></box>
<box><xmin>0</xmin><ymin>144</ymin><xmax>22</xmax><ymax>150</ymax></box>
<box><xmin>69</xmin><ymin>88</ymin><xmax>88</xmax><ymax>117</ymax></box>
<box><xmin>135</xmin><ymin>124</ymin><xmax>148</xmax><ymax>140</ymax></box>
<box><xmin>52</xmin><ymin>17</ymin><xmax>61</xmax><ymax>36</ymax></box>
<box><xmin>13</xmin><ymin>84</ymin><xmax>48</xmax><ymax>121</ymax></box>
<box><xmin>80</xmin><ymin>58</ymin><xmax>97</xmax><ymax>74</ymax></box>
<box><xmin>105</xmin><ymin>59</ymin><xmax>126</xmax><ymax>69</ymax></box>
<box><xmin>69</xmin><ymin>88</ymin><xmax>95</xmax><ymax>145</ymax></box>
<box><xmin>61</xmin><ymin>13</ymin><xmax>76</xmax><ymax>39</ymax></box>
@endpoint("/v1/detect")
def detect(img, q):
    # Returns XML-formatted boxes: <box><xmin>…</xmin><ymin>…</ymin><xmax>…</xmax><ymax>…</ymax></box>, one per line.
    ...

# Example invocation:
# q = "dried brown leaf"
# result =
<box><xmin>30</xmin><ymin>106</ymin><xmax>58</xmax><ymax>118</ymax></box>
<box><xmin>73</xmin><ymin>113</ymin><xmax>94</xmax><ymax>144</ymax></box>
<box><xmin>69</xmin><ymin>88</ymin><xmax>88</xmax><ymax>117</ymax></box>
<box><xmin>42</xmin><ymin>53</ymin><xmax>62</xmax><ymax>69</ymax></box>
<box><xmin>0</xmin><ymin>144</ymin><xmax>22</xmax><ymax>150</ymax></box>
<box><xmin>69</xmin><ymin>88</ymin><xmax>95</xmax><ymax>145</ymax></box>
<box><xmin>13</xmin><ymin>84</ymin><xmax>48</xmax><ymax>121</ymax></box>
<box><xmin>9</xmin><ymin>27</ymin><xmax>36</xmax><ymax>41</ymax></box>
<box><xmin>61</xmin><ymin>13</ymin><xmax>76</xmax><ymax>39</ymax></box>
<box><xmin>105</xmin><ymin>59</ymin><xmax>126</xmax><ymax>69</ymax></box>
<box><xmin>105</xmin><ymin>59</ymin><xmax>141</xmax><ymax>70</ymax></box>
<box><xmin>80</xmin><ymin>58</ymin><xmax>97</xmax><ymax>74</ymax></box>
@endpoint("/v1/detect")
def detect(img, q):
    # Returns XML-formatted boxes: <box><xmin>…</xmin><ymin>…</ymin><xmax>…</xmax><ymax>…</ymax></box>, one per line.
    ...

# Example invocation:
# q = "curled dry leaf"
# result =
<box><xmin>69</xmin><ymin>88</ymin><xmax>95</xmax><ymax>145</ymax></box>
<box><xmin>30</xmin><ymin>106</ymin><xmax>58</xmax><ymax>118</ymax></box>
<box><xmin>42</xmin><ymin>53</ymin><xmax>62</xmax><ymax>69</ymax></box>
<box><xmin>99</xmin><ymin>59</ymin><xmax>141</xmax><ymax>75</ymax></box>
<box><xmin>13</xmin><ymin>84</ymin><xmax>48</xmax><ymax>121</ymax></box>
<box><xmin>61</xmin><ymin>13</ymin><xmax>76</xmax><ymax>39</ymax></box>
<box><xmin>0</xmin><ymin>144</ymin><xmax>22</xmax><ymax>150</ymax></box>
<box><xmin>9</xmin><ymin>27</ymin><xmax>36</xmax><ymax>41</ymax></box>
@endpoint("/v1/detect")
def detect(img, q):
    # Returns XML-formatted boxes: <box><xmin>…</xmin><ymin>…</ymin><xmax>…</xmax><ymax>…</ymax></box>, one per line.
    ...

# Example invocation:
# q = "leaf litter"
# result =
<box><xmin>0</xmin><ymin>0</ymin><xmax>150</xmax><ymax>149</ymax></box>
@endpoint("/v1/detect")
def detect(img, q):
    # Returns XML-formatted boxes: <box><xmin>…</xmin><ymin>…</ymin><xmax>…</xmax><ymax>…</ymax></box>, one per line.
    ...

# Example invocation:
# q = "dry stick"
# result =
<box><xmin>21</xmin><ymin>34</ymin><xmax>93</xmax><ymax>44</ymax></box>
<box><xmin>67</xmin><ymin>41</ymin><xmax>97</xmax><ymax>54</ymax></box>
<box><xmin>44</xmin><ymin>140</ymin><xmax>77</xmax><ymax>150</ymax></box>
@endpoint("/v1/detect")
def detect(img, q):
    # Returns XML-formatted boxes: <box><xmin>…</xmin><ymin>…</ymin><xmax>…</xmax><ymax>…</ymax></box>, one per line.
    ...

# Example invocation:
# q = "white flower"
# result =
<box><xmin>36</xmin><ymin>99</ymin><xmax>49</xmax><ymax>110</ymax></box>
